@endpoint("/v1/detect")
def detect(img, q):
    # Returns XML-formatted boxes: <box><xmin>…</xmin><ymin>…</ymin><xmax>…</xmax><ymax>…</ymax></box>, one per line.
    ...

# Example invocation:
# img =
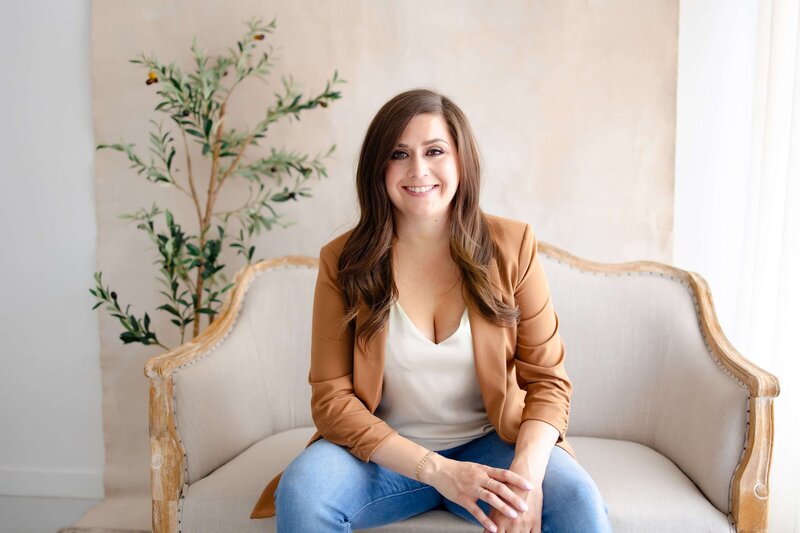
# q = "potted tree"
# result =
<box><xmin>91</xmin><ymin>16</ymin><xmax>345</xmax><ymax>347</ymax></box>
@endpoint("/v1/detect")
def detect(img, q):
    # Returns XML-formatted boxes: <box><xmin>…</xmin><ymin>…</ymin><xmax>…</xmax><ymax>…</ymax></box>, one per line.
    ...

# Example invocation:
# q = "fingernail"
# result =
<box><xmin>489</xmin><ymin>525</ymin><xmax>497</xmax><ymax>532</ymax></box>
<box><xmin>524</xmin><ymin>481</ymin><xmax>534</xmax><ymax>490</ymax></box>
<box><xmin>508</xmin><ymin>509</ymin><xmax>518</xmax><ymax>518</ymax></box>
<box><xmin>520</xmin><ymin>502</ymin><xmax>529</xmax><ymax>511</ymax></box>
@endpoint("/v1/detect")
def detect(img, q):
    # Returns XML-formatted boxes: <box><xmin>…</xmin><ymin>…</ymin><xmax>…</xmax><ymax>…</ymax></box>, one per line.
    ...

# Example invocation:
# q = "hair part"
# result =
<box><xmin>337</xmin><ymin>88</ymin><xmax>520</xmax><ymax>350</ymax></box>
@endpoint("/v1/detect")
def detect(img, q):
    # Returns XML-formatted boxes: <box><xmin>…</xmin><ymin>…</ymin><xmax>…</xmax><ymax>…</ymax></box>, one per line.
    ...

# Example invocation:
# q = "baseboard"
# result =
<box><xmin>0</xmin><ymin>466</ymin><xmax>104</xmax><ymax>499</ymax></box>
<box><xmin>58</xmin><ymin>529</ymin><xmax>146</xmax><ymax>533</ymax></box>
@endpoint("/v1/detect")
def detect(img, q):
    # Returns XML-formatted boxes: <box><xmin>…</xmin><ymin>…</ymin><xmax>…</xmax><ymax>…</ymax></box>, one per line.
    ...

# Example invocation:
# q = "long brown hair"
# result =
<box><xmin>338</xmin><ymin>88</ymin><xmax>519</xmax><ymax>349</ymax></box>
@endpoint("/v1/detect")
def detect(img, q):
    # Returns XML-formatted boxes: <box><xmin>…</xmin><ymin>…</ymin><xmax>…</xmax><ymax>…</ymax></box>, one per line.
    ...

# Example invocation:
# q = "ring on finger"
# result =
<box><xmin>475</xmin><ymin>486</ymin><xmax>484</xmax><ymax>500</ymax></box>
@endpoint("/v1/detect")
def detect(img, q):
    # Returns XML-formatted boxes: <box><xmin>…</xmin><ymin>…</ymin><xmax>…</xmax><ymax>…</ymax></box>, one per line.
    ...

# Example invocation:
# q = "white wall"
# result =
<box><xmin>673</xmin><ymin>0</ymin><xmax>759</xmax><ymax>352</ymax></box>
<box><xmin>0</xmin><ymin>0</ymin><xmax>104</xmax><ymax>498</ymax></box>
<box><xmin>675</xmin><ymin>2</ymin><xmax>800</xmax><ymax>532</ymax></box>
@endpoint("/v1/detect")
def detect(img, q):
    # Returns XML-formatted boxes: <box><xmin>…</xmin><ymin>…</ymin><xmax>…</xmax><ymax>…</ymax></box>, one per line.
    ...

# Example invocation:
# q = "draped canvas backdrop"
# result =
<box><xmin>79</xmin><ymin>0</ymin><xmax>677</xmax><ymax>528</ymax></box>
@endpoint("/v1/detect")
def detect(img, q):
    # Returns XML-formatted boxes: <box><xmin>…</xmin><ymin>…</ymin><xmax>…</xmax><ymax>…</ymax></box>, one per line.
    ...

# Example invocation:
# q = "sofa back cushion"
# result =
<box><xmin>173</xmin><ymin>262</ymin><xmax>317</xmax><ymax>484</ymax></box>
<box><xmin>541</xmin><ymin>251</ymin><xmax>748</xmax><ymax>514</ymax></box>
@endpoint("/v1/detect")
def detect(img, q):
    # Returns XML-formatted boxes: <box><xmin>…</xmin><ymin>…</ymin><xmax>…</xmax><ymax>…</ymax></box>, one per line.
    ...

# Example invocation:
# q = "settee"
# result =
<box><xmin>144</xmin><ymin>242</ymin><xmax>778</xmax><ymax>532</ymax></box>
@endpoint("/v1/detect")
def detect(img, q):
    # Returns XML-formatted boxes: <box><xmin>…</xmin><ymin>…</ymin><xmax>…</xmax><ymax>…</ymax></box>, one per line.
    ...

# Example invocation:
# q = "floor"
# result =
<box><xmin>0</xmin><ymin>495</ymin><xmax>100</xmax><ymax>533</ymax></box>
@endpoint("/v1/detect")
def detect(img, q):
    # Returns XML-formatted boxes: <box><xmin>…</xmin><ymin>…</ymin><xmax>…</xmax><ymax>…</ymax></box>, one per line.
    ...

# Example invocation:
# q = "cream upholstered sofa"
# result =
<box><xmin>144</xmin><ymin>243</ymin><xmax>779</xmax><ymax>533</ymax></box>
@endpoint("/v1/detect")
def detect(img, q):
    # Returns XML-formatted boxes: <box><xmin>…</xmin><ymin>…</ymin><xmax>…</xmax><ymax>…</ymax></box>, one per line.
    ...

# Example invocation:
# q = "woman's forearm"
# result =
<box><xmin>369</xmin><ymin>432</ymin><xmax>447</xmax><ymax>484</ymax></box>
<box><xmin>370</xmin><ymin>420</ymin><xmax>559</xmax><ymax>487</ymax></box>
<box><xmin>511</xmin><ymin>419</ymin><xmax>559</xmax><ymax>486</ymax></box>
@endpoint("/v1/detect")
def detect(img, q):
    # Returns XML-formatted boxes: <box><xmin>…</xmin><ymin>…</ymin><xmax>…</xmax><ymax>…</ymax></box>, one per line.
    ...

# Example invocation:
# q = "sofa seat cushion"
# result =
<box><xmin>570</xmin><ymin>437</ymin><xmax>733</xmax><ymax>533</ymax></box>
<box><xmin>180</xmin><ymin>428</ymin><xmax>733</xmax><ymax>532</ymax></box>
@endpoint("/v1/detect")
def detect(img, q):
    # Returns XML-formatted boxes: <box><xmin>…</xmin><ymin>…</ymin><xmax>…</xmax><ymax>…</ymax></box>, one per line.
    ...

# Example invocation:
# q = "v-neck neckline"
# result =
<box><xmin>394</xmin><ymin>300</ymin><xmax>469</xmax><ymax>346</ymax></box>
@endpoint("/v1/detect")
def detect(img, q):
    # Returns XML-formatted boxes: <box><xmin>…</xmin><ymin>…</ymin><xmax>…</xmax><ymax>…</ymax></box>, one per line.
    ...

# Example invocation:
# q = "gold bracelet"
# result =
<box><xmin>415</xmin><ymin>450</ymin><xmax>436</xmax><ymax>482</ymax></box>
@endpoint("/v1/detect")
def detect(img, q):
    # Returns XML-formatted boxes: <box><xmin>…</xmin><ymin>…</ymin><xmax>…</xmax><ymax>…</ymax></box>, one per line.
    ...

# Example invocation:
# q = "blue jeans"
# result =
<box><xmin>275</xmin><ymin>430</ymin><xmax>612</xmax><ymax>532</ymax></box>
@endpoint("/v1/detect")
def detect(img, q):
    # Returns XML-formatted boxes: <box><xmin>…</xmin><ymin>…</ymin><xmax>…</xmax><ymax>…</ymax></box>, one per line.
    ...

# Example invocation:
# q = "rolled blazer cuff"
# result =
<box><xmin>310</xmin><ymin>381</ymin><xmax>399</xmax><ymax>462</ymax></box>
<box><xmin>352</xmin><ymin>424</ymin><xmax>398</xmax><ymax>462</ymax></box>
<box><xmin>521</xmin><ymin>401</ymin><xmax>570</xmax><ymax>443</ymax></box>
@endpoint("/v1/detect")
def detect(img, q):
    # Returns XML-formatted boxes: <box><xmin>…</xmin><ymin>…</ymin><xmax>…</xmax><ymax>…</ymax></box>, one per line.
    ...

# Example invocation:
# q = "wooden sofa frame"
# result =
<box><xmin>144</xmin><ymin>247</ymin><xmax>779</xmax><ymax>532</ymax></box>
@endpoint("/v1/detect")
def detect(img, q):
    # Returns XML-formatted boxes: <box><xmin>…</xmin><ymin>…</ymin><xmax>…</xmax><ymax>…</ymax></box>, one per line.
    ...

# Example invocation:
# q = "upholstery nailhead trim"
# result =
<box><xmin>544</xmin><ymin>253</ymin><xmax>751</xmax><ymax>523</ymax></box>
<box><xmin>175</xmin><ymin>387</ymin><xmax>188</xmax><ymax>533</ymax></box>
<box><xmin>172</xmin><ymin>263</ymin><xmax>317</xmax><ymax>532</ymax></box>
<box><xmin>544</xmin><ymin>255</ymin><xmax>748</xmax><ymax>391</ymax></box>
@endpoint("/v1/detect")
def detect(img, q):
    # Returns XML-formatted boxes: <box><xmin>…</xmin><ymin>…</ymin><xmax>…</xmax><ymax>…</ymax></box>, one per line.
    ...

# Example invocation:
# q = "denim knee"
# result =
<box><xmin>275</xmin><ymin>440</ymin><xmax>352</xmax><ymax>531</ymax></box>
<box><xmin>546</xmin><ymin>480</ymin><xmax>611</xmax><ymax>532</ymax></box>
<box><xmin>278</xmin><ymin>441</ymin><xmax>343</xmax><ymax>505</ymax></box>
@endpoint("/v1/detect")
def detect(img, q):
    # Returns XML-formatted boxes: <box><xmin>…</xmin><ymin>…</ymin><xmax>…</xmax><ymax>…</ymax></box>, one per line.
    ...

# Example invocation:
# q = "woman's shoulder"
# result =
<box><xmin>318</xmin><ymin>226</ymin><xmax>355</xmax><ymax>262</ymax></box>
<box><xmin>483</xmin><ymin>212</ymin><xmax>536</xmax><ymax>256</ymax></box>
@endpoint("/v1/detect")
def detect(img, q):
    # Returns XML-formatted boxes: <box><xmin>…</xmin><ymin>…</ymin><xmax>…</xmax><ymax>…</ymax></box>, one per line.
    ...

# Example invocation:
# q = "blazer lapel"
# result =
<box><xmin>468</xmin><ymin>260</ymin><xmax>509</xmax><ymax>423</ymax></box>
<box><xmin>468</xmin><ymin>301</ymin><xmax>508</xmax><ymax>419</ymax></box>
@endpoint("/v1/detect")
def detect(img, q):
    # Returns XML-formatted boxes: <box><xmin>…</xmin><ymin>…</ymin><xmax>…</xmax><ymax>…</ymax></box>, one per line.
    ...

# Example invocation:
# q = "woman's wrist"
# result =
<box><xmin>509</xmin><ymin>458</ymin><xmax>544</xmax><ymax>487</ymax></box>
<box><xmin>419</xmin><ymin>450</ymin><xmax>448</xmax><ymax>486</ymax></box>
<box><xmin>415</xmin><ymin>450</ymin><xmax>436</xmax><ymax>481</ymax></box>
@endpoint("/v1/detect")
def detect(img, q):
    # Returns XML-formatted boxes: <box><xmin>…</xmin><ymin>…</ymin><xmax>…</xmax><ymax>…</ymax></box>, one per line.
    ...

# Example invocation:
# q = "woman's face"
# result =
<box><xmin>384</xmin><ymin>113</ymin><xmax>459</xmax><ymax>223</ymax></box>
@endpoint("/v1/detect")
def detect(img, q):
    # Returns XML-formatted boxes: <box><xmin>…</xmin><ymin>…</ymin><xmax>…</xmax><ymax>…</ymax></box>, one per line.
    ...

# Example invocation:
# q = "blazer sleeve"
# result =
<box><xmin>307</xmin><ymin>244</ymin><xmax>398</xmax><ymax>462</ymax></box>
<box><xmin>513</xmin><ymin>224</ymin><xmax>573</xmax><ymax>443</ymax></box>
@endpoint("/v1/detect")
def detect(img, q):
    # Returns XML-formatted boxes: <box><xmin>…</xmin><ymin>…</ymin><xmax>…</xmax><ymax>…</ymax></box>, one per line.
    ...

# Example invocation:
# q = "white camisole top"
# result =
<box><xmin>373</xmin><ymin>300</ymin><xmax>495</xmax><ymax>451</ymax></box>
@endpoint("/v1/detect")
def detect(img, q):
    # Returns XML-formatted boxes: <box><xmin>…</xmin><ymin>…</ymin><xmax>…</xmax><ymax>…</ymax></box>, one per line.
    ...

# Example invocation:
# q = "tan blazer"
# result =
<box><xmin>251</xmin><ymin>213</ymin><xmax>574</xmax><ymax>519</ymax></box>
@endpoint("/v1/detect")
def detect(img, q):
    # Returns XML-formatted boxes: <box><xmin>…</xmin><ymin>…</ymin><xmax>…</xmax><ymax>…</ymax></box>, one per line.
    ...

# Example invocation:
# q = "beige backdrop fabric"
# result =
<box><xmin>83</xmin><ymin>0</ymin><xmax>676</xmax><ymax>528</ymax></box>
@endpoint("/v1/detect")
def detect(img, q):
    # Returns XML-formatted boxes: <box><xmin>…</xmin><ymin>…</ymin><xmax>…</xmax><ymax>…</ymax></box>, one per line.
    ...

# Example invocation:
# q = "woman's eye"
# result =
<box><xmin>390</xmin><ymin>148</ymin><xmax>444</xmax><ymax>160</ymax></box>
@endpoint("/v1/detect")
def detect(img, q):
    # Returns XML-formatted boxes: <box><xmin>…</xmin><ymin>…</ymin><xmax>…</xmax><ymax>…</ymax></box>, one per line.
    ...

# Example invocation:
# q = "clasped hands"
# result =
<box><xmin>421</xmin><ymin>454</ymin><xmax>543</xmax><ymax>533</ymax></box>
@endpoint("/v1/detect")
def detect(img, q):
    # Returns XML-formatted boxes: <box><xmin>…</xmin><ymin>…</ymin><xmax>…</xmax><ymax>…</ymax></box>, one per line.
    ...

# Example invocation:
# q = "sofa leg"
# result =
<box><xmin>149</xmin><ymin>376</ymin><xmax>184</xmax><ymax>533</ymax></box>
<box><xmin>730</xmin><ymin>396</ymin><xmax>775</xmax><ymax>533</ymax></box>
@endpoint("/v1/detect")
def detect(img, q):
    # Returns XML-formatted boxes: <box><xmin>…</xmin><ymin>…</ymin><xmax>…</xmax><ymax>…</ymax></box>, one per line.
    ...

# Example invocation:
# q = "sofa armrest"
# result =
<box><xmin>539</xmin><ymin>242</ymin><xmax>779</xmax><ymax>533</ymax></box>
<box><xmin>689</xmin><ymin>271</ymin><xmax>778</xmax><ymax>533</ymax></box>
<box><xmin>144</xmin><ymin>255</ymin><xmax>318</xmax><ymax>533</ymax></box>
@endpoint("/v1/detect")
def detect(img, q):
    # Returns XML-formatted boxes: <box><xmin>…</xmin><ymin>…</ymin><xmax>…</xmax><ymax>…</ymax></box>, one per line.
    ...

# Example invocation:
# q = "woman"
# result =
<box><xmin>250</xmin><ymin>89</ymin><xmax>612</xmax><ymax>532</ymax></box>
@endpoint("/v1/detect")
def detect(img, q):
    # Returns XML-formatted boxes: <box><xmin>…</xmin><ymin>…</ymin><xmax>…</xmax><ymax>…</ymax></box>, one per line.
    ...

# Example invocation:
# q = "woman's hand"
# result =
<box><xmin>485</xmin><ymin>459</ymin><xmax>544</xmax><ymax>533</ymax></box>
<box><xmin>485</xmin><ymin>480</ymin><xmax>543</xmax><ymax>533</ymax></box>
<box><xmin>424</xmin><ymin>454</ymin><xmax>533</xmax><ymax>533</ymax></box>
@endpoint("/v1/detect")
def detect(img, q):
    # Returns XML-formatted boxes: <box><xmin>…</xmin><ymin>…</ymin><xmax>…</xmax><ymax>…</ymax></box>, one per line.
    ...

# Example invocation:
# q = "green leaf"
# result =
<box><xmin>157</xmin><ymin>304</ymin><xmax>181</xmax><ymax>317</ymax></box>
<box><xmin>120</xmin><ymin>332</ymin><xmax>140</xmax><ymax>344</ymax></box>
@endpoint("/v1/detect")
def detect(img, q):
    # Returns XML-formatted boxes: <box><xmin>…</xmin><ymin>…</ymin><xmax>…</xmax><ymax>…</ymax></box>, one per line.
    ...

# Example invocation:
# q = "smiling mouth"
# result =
<box><xmin>403</xmin><ymin>185</ymin><xmax>439</xmax><ymax>193</ymax></box>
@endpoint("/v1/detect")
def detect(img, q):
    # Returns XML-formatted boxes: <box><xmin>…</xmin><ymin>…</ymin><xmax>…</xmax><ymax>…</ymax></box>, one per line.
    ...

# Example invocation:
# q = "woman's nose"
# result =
<box><xmin>407</xmin><ymin>153</ymin><xmax>429</xmax><ymax>179</ymax></box>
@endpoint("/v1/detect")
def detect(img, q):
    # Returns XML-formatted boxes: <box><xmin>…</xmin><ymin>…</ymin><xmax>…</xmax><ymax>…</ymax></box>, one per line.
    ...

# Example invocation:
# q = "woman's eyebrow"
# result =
<box><xmin>396</xmin><ymin>138</ymin><xmax>449</xmax><ymax>147</ymax></box>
